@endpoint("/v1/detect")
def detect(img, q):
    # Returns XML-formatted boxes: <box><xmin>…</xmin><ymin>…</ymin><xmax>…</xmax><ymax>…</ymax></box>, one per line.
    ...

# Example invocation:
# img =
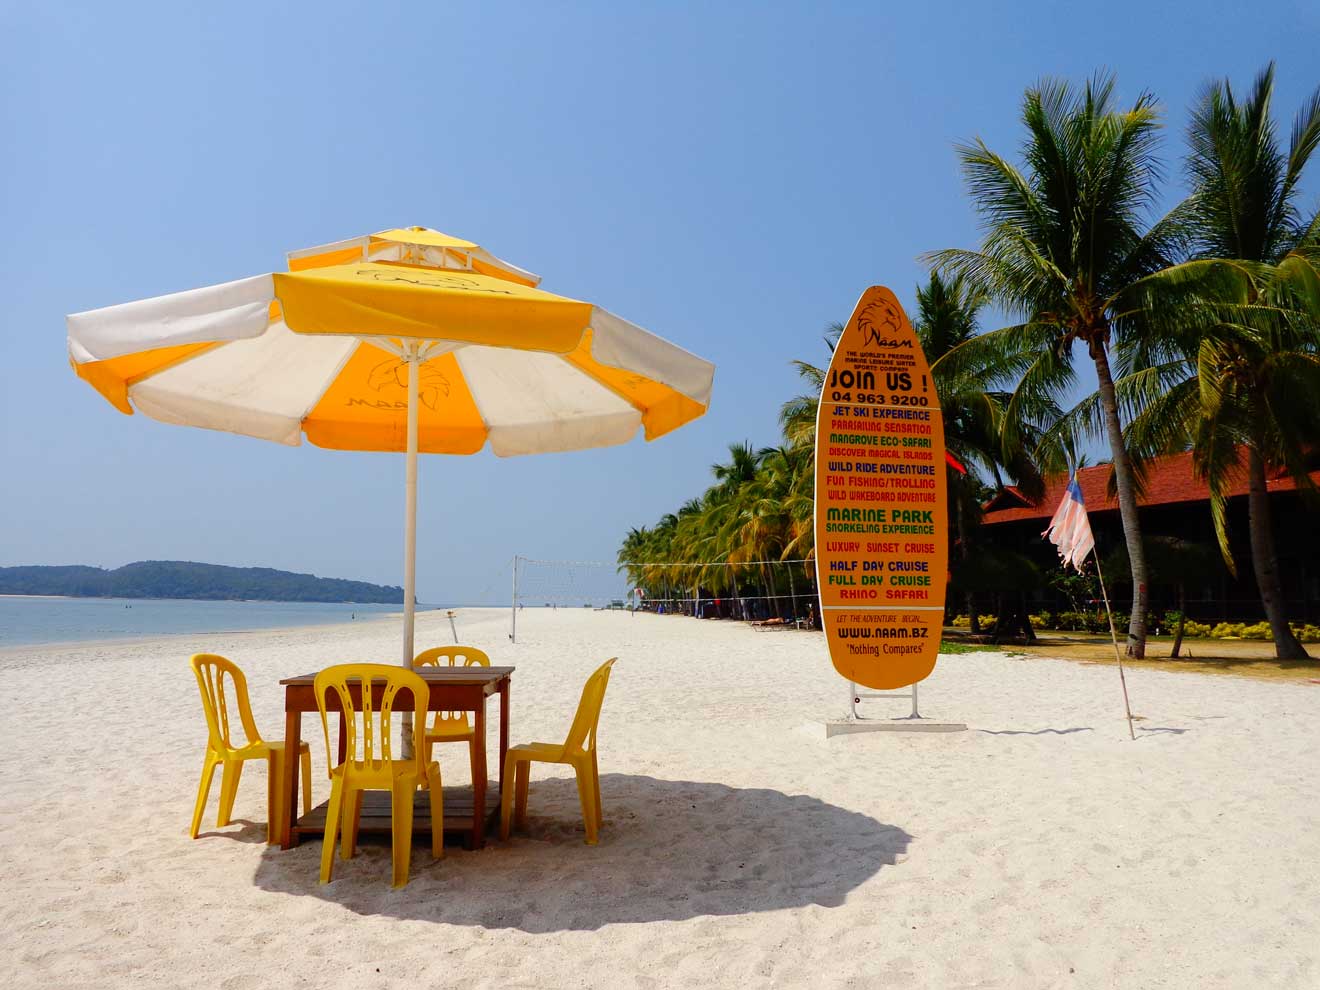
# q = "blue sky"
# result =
<box><xmin>3</xmin><ymin>1</ymin><xmax>1317</xmax><ymax>604</ymax></box>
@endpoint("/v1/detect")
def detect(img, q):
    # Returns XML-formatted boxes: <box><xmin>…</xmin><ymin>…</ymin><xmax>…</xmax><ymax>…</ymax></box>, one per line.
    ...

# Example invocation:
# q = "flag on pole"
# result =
<box><xmin>1042</xmin><ymin>477</ymin><xmax>1095</xmax><ymax>571</ymax></box>
<box><xmin>1043</xmin><ymin>474</ymin><xmax>1137</xmax><ymax>739</ymax></box>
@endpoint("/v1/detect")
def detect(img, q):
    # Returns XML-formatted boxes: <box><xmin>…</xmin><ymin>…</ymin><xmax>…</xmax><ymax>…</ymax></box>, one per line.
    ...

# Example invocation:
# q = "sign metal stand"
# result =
<box><xmin>849</xmin><ymin>679</ymin><xmax>921</xmax><ymax>721</ymax></box>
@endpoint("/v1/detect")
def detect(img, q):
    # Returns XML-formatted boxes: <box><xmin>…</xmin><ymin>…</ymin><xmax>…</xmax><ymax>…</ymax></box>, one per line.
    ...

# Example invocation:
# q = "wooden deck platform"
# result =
<box><xmin>292</xmin><ymin>784</ymin><xmax>500</xmax><ymax>844</ymax></box>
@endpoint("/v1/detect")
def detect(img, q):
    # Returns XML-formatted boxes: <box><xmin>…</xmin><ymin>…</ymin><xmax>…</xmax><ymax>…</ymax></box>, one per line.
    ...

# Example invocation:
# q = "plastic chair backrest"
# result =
<box><xmin>563</xmin><ymin>658</ymin><xmax>617</xmax><ymax>756</ymax></box>
<box><xmin>414</xmin><ymin>646</ymin><xmax>490</xmax><ymax>726</ymax></box>
<box><xmin>191</xmin><ymin>653</ymin><xmax>262</xmax><ymax>756</ymax></box>
<box><xmin>314</xmin><ymin>664</ymin><xmax>430</xmax><ymax>773</ymax></box>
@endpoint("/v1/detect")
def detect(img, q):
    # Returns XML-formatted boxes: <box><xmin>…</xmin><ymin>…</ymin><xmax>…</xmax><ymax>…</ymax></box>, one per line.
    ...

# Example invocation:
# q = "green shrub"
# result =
<box><xmin>951</xmin><ymin>615</ymin><xmax>970</xmax><ymax>628</ymax></box>
<box><xmin>1055</xmin><ymin>611</ymin><xmax>1083</xmax><ymax>631</ymax></box>
<box><xmin>1211</xmin><ymin>622</ymin><xmax>1246</xmax><ymax>639</ymax></box>
<box><xmin>1239</xmin><ymin>622</ymin><xmax>1272</xmax><ymax>640</ymax></box>
<box><xmin>1291</xmin><ymin>623</ymin><xmax>1320</xmax><ymax>643</ymax></box>
<box><xmin>1182</xmin><ymin>620</ymin><xmax>1212</xmax><ymax>637</ymax></box>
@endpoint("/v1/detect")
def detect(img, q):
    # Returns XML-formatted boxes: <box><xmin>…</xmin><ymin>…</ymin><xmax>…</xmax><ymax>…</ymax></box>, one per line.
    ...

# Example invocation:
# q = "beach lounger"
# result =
<box><xmin>190</xmin><ymin>653</ymin><xmax>312</xmax><ymax>842</ymax></box>
<box><xmin>315</xmin><ymin>664</ymin><xmax>444</xmax><ymax>888</ymax></box>
<box><xmin>500</xmin><ymin>658</ymin><xmax>616</xmax><ymax>845</ymax></box>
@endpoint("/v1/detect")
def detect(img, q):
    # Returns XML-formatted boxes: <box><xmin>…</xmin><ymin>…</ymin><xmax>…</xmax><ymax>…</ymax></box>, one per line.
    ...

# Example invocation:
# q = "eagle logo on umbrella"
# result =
<box><xmin>368</xmin><ymin>358</ymin><xmax>451</xmax><ymax>410</ymax></box>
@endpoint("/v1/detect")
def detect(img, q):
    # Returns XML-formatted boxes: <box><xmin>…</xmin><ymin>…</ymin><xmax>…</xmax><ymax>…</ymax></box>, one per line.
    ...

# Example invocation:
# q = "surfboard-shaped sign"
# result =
<box><xmin>814</xmin><ymin>286</ymin><xmax>948</xmax><ymax>690</ymax></box>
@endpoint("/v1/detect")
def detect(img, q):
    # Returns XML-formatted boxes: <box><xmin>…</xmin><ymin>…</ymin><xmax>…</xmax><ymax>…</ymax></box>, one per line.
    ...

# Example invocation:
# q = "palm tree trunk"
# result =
<box><xmin>1246</xmin><ymin>446</ymin><xmax>1310</xmax><ymax>660</ymax></box>
<box><xmin>1091</xmin><ymin>341</ymin><xmax>1148</xmax><ymax>658</ymax></box>
<box><xmin>1171</xmin><ymin>584</ymin><xmax>1185</xmax><ymax>659</ymax></box>
<box><xmin>954</xmin><ymin>490</ymin><xmax>980</xmax><ymax>634</ymax></box>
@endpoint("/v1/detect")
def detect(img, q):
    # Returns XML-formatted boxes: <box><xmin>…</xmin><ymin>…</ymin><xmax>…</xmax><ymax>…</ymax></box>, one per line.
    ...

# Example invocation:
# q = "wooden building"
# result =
<box><xmin>978</xmin><ymin>451</ymin><xmax>1320</xmax><ymax>624</ymax></box>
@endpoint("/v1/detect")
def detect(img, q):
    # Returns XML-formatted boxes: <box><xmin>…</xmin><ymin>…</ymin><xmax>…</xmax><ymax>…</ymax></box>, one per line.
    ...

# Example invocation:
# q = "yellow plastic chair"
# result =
<box><xmin>500</xmin><ymin>658</ymin><xmax>616</xmax><ymax>845</ymax></box>
<box><xmin>315</xmin><ymin>663</ymin><xmax>444</xmax><ymax>888</ymax></box>
<box><xmin>190</xmin><ymin>653</ymin><xmax>311</xmax><ymax>842</ymax></box>
<box><xmin>414</xmin><ymin>645</ymin><xmax>490</xmax><ymax>783</ymax></box>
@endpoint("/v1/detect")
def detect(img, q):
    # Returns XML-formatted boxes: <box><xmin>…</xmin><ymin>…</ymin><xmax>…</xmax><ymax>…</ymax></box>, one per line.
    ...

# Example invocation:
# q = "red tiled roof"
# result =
<box><xmin>983</xmin><ymin>485</ymin><xmax>1030</xmax><ymax>512</ymax></box>
<box><xmin>981</xmin><ymin>449</ymin><xmax>1318</xmax><ymax>525</ymax></box>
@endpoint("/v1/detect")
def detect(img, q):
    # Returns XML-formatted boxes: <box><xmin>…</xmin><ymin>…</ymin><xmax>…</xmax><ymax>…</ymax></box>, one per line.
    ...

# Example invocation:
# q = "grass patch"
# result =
<box><xmin>993</xmin><ymin>634</ymin><xmax>1320</xmax><ymax>683</ymax></box>
<box><xmin>938</xmin><ymin>640</ymin><xmax>1003</xmax><ymax>654</ymax></box>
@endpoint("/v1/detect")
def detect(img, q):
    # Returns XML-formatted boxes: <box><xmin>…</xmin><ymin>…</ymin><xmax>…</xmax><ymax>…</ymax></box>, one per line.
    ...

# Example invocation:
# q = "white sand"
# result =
<box><xmin>2</xmin><ymin>607</ymin><xmax>1317</xmax><ymax>988</ymax></box>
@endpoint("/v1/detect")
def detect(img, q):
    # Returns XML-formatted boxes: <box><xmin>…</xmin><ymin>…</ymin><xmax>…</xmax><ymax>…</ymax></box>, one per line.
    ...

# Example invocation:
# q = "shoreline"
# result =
<box><xmin>0</xmin><ymin>598</ymin><xmax>474</xmax><ymax>654</ymax></box>
<box><xmin>0</xmin><ymin>592</ymin><xmax>413</xmax><ymax>605</ymax></box>
<box><xmin>0</xmin><ymin>610</ymin><xmax>404</xmax><ymax>658</ymax></box>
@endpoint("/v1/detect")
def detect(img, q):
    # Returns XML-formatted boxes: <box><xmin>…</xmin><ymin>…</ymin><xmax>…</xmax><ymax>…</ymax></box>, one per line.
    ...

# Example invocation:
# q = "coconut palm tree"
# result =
<box><xmin>1119</xmin><ymin>64</ymin><xmax>1320</xmax><ymax>660</ymax></box>
<box><xmin>928</xmin><ymin>72</ymin><xmax>1188</xmax><ymax>658</ymax></box>
<box><xmin>736</xmin><ymin>444</ymin><xmax>814</xmax><ymax>619</ymax></box>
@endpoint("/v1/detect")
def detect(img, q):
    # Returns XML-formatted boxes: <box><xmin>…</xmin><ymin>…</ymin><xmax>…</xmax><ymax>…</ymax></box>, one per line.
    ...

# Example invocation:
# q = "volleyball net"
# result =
<box><xmin>508</xmin><ymin>555</ymin><xmax>818</xmax><ymax>641</ymax></box>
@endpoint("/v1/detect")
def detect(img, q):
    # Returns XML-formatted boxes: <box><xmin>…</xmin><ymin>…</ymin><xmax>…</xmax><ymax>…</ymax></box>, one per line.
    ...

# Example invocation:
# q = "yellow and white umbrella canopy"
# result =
<box><xmin>67</xmin><ymin>227</ymin><xmax>715</xmax><ymax>665</ymax></box>
<box><xmin>69</xmin><ymin>227</ymin><xmax>713</xmax><ymax>456</ymax></box>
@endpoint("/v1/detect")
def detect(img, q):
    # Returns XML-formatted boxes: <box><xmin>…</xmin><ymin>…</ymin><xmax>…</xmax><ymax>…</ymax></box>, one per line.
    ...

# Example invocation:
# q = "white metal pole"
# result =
<box><xmin>401</xmin><ymin>343</ymin><xmax>420</xmax><ymax>757</ymax></box>
<box><xmin>403</xmin><ymin>342</ymin><xmax>420</xmax><ymax>669</ymax></box>
<box><xmin>510</xmin><ymin>555</ymin><xmax>519</xmax><ymax>643</ymax></box>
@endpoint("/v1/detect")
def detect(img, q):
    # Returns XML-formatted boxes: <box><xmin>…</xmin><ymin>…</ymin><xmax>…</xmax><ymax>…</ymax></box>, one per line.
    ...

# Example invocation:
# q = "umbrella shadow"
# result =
<box><xmin>252</xmin><ymin>773</ymin><xmax>910</xmax><ymax>932</ymax></box>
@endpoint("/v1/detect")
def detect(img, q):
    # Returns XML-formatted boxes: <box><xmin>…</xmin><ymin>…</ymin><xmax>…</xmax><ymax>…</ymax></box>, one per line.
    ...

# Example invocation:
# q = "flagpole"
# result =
<box><xmin>1092</xmin><ymin>551</ymin><xmax>1136</xmax><ymax>741</ymax></box>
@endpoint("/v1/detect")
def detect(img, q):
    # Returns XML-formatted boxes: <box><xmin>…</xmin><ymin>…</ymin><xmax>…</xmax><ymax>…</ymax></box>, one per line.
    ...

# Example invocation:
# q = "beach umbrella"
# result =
<box><xmin>67</xmin><ymin>227</ymin><xmax>716</xmax><ymax>671</ymax></box>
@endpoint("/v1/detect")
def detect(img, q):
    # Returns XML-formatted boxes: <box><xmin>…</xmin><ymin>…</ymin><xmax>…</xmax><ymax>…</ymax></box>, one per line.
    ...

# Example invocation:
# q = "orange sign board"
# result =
<box><xmin>813</xmin><ymin>286</ymin><xmax>948</xmax><ymax>690</ymax></box>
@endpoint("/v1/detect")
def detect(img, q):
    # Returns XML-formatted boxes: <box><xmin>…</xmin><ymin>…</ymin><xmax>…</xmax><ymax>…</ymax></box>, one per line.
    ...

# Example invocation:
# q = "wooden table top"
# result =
<box><xmin>280</xmin><ymin>666</ymin><xmax>515</xmax><ymax>686</ymax></box>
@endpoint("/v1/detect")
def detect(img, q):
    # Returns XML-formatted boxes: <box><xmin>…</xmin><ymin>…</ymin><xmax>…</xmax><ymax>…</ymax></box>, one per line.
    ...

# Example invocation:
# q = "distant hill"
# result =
<box><xmin>0</xmin><ymin>561</ymin><xmax>406</xmax><ymax>604</ymax></box>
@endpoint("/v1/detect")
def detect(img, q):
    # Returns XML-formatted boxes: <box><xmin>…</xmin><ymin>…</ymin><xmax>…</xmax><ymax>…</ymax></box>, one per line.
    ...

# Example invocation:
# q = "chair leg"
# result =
<box><xmin>426</xmin><ymin>764</ymin><xmax>445</xmax><ymax>859</ymax></box>
<box><xmin>190</xmin><ymin>749</ymin><xmax>220</xmax><ymax>839</ymax></box>
<box><xmin>499</xmin><ymin>752</ymin><xmax>518</xmax><ymax>840</ymax></box>
<box><xmin>573</xmin><ymin>761</ymin><xmax>599</xmax><ymax>845</ymax></box>
<box><xmin>390</xmin><ymin>776</ymin><xmax>417</xmax><ymax>888</ymax></box>
<box><xmin>341</xmin><ymin>789</ymin><xmax>363</xmax><ymax>860</ymax></box>
<box><xmin>320</xmin><ymin>776</ymin><xmax>345</xmax><ymax>885</ymax></box>
<box><xmin>265</xmin><ymin>750</ymin><xmax>284</xmax><ymax>845</ymax></box>
<box><xmin>592</xmin><ymin>750</ymin><xmax>603</xmax><ymax>829</ymax></box>
<box><xmin>514</xmin><ymin>759</ymin><xmax>531</xmax><ymax>828</ymax></box>
<box><xmin>216</xmin><ymin>759</ymin><xmax>244</xmax><ymax>827</ymax></box>
<box><xmin>300</xmin><ymin>748</ymin><xmax>312</xmax><ymax>815</ymax></box>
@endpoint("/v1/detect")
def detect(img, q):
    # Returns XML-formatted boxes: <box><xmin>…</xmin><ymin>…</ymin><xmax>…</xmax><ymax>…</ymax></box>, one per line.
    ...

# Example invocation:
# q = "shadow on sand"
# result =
<box><xmin>978</xmin><ymin>727</ymin><xmax>1094</xmax><ymax>736</ymax></box>
<box><xmin>193</xmin><ymin>819</ymin><xmax>271</xmax><ymax>843</ymax></box>
<box><xmin>252</xmin><ymin>773</ymin><xmax>910</xmax><ymax>932</ymax></box>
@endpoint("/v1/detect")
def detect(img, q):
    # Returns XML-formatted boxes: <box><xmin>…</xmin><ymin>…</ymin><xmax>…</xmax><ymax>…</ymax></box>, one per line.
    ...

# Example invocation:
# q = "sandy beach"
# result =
<box><xmin>2</xmin><ymin>606</ymin><xmax>1317</xmax><ymax>988</ymax></box>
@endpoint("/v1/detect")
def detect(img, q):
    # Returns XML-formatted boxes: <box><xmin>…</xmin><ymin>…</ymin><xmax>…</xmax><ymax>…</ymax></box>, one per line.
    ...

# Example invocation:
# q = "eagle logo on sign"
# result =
<box><xmin>857</xmin><ymin>298</ymin><xmax>909</xmax><ymax>349</ymax></box>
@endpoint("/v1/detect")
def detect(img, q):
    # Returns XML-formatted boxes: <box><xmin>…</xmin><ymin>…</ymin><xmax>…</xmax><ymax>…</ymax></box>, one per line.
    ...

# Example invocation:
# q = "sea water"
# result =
<box><xmin>0</xmin><ymin>596</ymin><xmax>411</xmax><ymax>648</ymax></box>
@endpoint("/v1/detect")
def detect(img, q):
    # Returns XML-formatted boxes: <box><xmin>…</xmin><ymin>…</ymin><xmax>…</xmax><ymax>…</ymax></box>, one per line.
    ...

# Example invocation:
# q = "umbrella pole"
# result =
<box><xmin>402</xmin><ymin>342</ymin><xmax>420</xmax><ymax>756</ymax></box>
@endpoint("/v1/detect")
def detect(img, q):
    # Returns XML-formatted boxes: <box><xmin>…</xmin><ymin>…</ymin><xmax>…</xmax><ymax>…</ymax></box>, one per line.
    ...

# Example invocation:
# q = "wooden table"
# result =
<box><xmin>277</xmin><ymin>666</ymin><xmax>514</xmax><ymax>850</ymax></box>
